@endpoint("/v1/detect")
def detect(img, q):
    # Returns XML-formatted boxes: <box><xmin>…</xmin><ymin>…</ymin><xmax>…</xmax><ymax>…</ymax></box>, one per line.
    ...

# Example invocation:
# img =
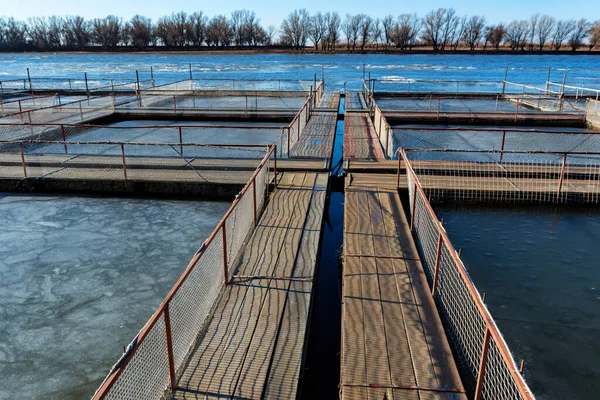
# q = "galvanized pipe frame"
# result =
<box><xmin>397</xmin><ymin>148</ymin><xmax>535</xmax><ymax>400</ymax></box>
<box><xmin>91</xmin><ymin>144</ymin><xmax>276</xmax><ymax>400</ymax></box>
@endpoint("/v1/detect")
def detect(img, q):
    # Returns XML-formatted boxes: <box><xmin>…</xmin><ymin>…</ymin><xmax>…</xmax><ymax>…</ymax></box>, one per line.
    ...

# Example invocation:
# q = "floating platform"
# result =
<box><xmin>342</xmin><ymin>176</ymin><xmax>466</xmax><ymax>399</ymax></box>
<box><xmin>174</xmin><ymin>172</ymin><xmax>328</xmax><ymax>399</ymax></box>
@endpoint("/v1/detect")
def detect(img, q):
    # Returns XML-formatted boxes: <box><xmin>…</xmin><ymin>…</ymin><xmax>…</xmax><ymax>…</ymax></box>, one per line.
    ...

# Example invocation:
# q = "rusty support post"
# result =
<box><xmin>273</xmin><ymin>146</ymin><xmax>278</xmax><ymax>189</ymax></box>
<box><xmin>84</xmin><ymin>72</ymin><xmax>89</xmax><ymax>99</ymax></box>
<box><xmin>515</xmin><ymin>99</ymin><xmax>519</xmax><ymax>122</ymax></box>
<box><xmin>245</xmin><ymin>96</ymin><xmax>248</xmax><ymax>113</ymax></box>
<box><xmin>173</xmin><ymin>95</ymin><xmax>177</xmax><ymax>113</ymax></box>
<box><xmin>163</xmin><ymin>303</ymin><xmax>176</xmax><ymax>394</ymax></box>
<box><xmin>396</xmin><ymin>152</ymin><xmax>401</xmax><ymax>189</ymax></box>
<box><xmin>520</xmin><ymin>360</ymin><xmax>525</xmax><ymax>374</ymax></box>
<box><xmin>27</xmin><ymin>67</ymin><xmax>32</xmax><ymax>94</ymax></box>
<box><xmin>189</xmin><ymin>63</ymin><xmax>193</xmax><ymax>80</ymax></box>
<box><xmin>121</xmin><ymin>143</ymin><xmax>128</xmax><ymax>181</ymax></box>
<box><xmin>557</xmin><ymin>153</ymin><xmax>567</xmax><ymax>199</ymax></box>
<box><xmin>410</xmin><ymin>183</ymin><xmax>417</xmax><ymax>231</ymax></box>
<box><xmin>222</xmin><ymin>224</ymin><xmax>228</xmax><ymax>285</ymax></box>
<box><xmin>150</xmin><ymin>66</ymin><xmax>154</xmax><ymax>87</ymax></box>
<box><xmin>297</xmin><ymin>114</ymin><xmax>301</xmax><ymax>139</ymax></box>
<box><xmin>252</xmin><ymin>179</ymin><xmax>257</xmax><ymax>227</ymax></box>
<box><xmin>20</xmin><ymin>142</ymin><xmax>27</xmax><ymax>178</ymax></box>
<box><xmin>474</xmin><ymin>328</ymin><xmax>492</xmax><ymax>400</ymax></box>
<box><xmin>79</xmin><ymin>101</ymin><xmax>83</xmax><ymax>119</ymax></box>
<box><xmin>437</xmin><ymin>98</ymin><xmax>441</xmax><ymax>120</ymax></box>
<box><xmin>287</xmin><ymin>127</ymin><xmax>291</xmax><ymax>155</ymax></box>
<box><xmin>432</xmin><ymin>233</ymin><xmax>443</xmax><ymax>296</ymax></box>
<box><xmin>502</xmin><ymin>65</ymin><xmax>508</xmax><ymax>94</ymax></box>
<box><xmin>499</xmin><ymin>131</ymin><xmax>506</xmax><ymax>163</ymax></box>
<box><xmin>61</xmin><ymin>125</ymin><xmax>68</xmax><ymax>154</ymax></box>
<box><xmin>18</xmin><ymin>100</ymin><xmax>22</xmax><ymax>113</ymax></box>
<box><xmin>179</xmin><ymin>126</ymin><xmax>184</xmax><ymax>156</ymax></box>
<box><xmin>385</xmin><ymin>126</ymin><xmax>390</xmax><ymax>158</ymax></box>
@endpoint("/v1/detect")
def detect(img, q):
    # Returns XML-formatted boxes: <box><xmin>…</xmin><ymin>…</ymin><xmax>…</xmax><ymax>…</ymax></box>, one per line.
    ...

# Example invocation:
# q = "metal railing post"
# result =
<box><xmin>499</xmin><ymin>131</ymin><xmax>506</xmax><ymax>163</ymax></box>
<box><xmin>173</xmin><ymin>95</ymin><xmax>177</xmax><ymax>113</ymax></box>
<box><xmin>252</xmin><ymin>179</ymin><xmax>257</xmax><ymax>227</ymax></box>
<box><xmin>396</xmin><ymin>151</ymin><xmax>401</xmax><ymax>189</ymax></box>
<box><xmin>274</xmin><ymin>146</ymin><xmax>277</xmax><ymax>188</ymax></box>
<box><xmin>432</xmin><ymin>233</ymin><xmax>443</xmax><ymax>296</ymax></box>
<box><xmin>557</xmin><ymin>153</ymin><xmax>567</xmax><ymax>200</ymax></box>
<box><xmin>222</xmin><ymin>224</ymin><xmax>228</xmax><ymax>285</ymax></box>
<box><xmin>121</xmin><ymin>143</ymin><xmax>128</xmax><ymax>181</ymax></box>
<box><xmin>410</xmin><ymin>183</ymin><xmax>417</xmax><ymax>231</ymax></box>
<box><xmin>474</xmin><ymin>327</ymin><xmax>492</xmax><ymax>400</ymax></box>
<box><xmin>20</xmin><ymin>142</ymin><xmax>27</xmax><ymax>178</ymax></box>
<box><xmin>179</xmin><ymin>126</ymin><xmax>184</xmax><ymax>156</ymax></box>
<box><xmin>61</xmin><ymin>125</ymin><xmax>68</xmax><ymax>154</ymax></box>
<box><xmin>163</xmin><ymin>304</ymin><xmax>177</xmax><ymax>394</ymax></box>
<box><xmin>514</xmin><ymin>99</ymin><xmax>519</xmax><ymax>122</ymax></box>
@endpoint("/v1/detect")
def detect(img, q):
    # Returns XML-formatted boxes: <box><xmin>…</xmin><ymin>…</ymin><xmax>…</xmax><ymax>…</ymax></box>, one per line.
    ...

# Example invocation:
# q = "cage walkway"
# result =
<box><xmin>174</xmin><ymin>172</ymin><xmax>328</xmax><ymax>399</ymax></box>
<box><xmin>289</xmin><ymin>112</ymin><xmax>337</xmax><ymax>160</ymax></box>
<box><xmin>345</xmin><ymin>91</ymin><xmax>368</xmax><ymax>111</ymax></box>
<box><xmin>342</xmin><ymin>176</ymin><xmax>466</xmax><ymax>400</ymax></box>
<box><xmin>344</xmin><ymin>113</ymin><xmax>385</xmax><ymax>160</ymax></box>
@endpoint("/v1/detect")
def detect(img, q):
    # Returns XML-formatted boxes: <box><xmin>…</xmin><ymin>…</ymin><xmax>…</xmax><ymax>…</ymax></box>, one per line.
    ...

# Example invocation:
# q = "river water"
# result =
<box><xmin>436</xmin><ymin>204</ymin><xmax>600</xmax><ymax>400</ymax></box>
<box><xmin>2</xmin><ymin>53</ymin><xmax>600</xmax><ymax>90</ymax></box>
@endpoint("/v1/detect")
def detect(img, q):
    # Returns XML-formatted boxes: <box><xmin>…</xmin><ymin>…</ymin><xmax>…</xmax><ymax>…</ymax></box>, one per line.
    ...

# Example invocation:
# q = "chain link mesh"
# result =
<box><xmin>404</xmin><ymin>153</ymin><xmax>533</xmax><ymax>399</ymax></box>
<box><xmin>94</xmin><ymin>147</ymin><xmax>274</xmax><ymax>400</ymax></box>
<box><xmin>103</xmin><ymin>314</ymin><xmax>170</xmax><ymax>400</ymax></box>
<box><xmin>587</xmin><ymin>99</ymin><xmax>600</xmax><ymax>129</ymax></box>
<box><xmin>404</xmin><ymin>149</ymin><xmax>600</xmax><ymax>204</ymax></box>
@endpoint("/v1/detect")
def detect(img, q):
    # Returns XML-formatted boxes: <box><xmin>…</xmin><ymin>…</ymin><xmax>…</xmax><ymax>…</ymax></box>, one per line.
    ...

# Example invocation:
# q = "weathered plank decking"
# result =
<box><xmin>174</xmin><ymin>172</ymin><xmax>328</xmax><ymax>399</ymax></box>
<box><xmin>342</xmin><ymin>177</ymin><xmax>467</xmax><ymax>399</ymax></box>
<box><xmin>344</xmin><ymin>113</ymin><xmax>385</xmax><ymax>160</ymax></box>
<box><xmin>289</xmin><ymin>112</ymin><xmax>337</xmax><ymax>160</ymax></box>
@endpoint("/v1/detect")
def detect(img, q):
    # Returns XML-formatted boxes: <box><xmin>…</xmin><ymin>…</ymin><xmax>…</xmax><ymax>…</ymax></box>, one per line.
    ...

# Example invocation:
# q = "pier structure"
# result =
<box><xmin>4</xmin><ymin>70</ymin><xmax>600</xmax><ymax>399</ymax></box>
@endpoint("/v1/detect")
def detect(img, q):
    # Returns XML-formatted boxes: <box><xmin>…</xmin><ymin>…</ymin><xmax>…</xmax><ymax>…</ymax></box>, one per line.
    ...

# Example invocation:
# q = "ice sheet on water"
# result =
<box><xmin>0</xmin><ymin>193</ymin><xmax>230</xmax><ymax>400</ymax></box>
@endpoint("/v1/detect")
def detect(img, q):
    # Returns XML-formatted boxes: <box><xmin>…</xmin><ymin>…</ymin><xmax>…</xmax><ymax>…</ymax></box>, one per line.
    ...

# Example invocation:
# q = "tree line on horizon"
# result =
<box><xmin>0</xmin><ymin>8</ymin><xmax>599</xmax><ymax>52</ymax></box>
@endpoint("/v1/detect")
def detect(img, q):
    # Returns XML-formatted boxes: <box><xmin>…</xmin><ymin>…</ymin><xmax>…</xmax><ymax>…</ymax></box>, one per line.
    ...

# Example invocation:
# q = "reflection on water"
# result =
<box><xmin>436</xmin><ymin>203</ymin><xmax>600</xmax><ymax>400</ymax></box>
<box><xmin>0</xmin><ymin>194</ymin><xmax>229</xmax><ymax>399</ymax></box>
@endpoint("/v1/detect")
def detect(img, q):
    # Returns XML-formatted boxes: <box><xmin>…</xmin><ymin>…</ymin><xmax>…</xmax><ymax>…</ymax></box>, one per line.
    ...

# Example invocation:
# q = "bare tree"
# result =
<box><xmin>309</xmin><ymin>12</ymin><xmax>327</xmax><ymax>50</ymax></box>
<box><xmin>371</xmin><ymin>19</ymin><xmax>383</xmax><ymax>50</ymax></box>
<box><xmin>393</xmin><ymin>13</ymin><xmax>421</xmax><ymax>50</ymax></box>
<box><xmin>187</xmin><ymin>12</ymin><xmax>208</xmax><ymax>47</ymax></box>
<box><xmin>448</xmin><ymin>15</ymin><xmax>467</xmax><ymax>50</ymax></box>
<box><xmin>381</xmin><ymin>15</ymin><xmax>394</xmax><ymax>49</ymax></box>
<box><xmin>589</xmin><ymin>20</ymin><xmax>600</xmax><ymax>50</ymax></box>
<box><xmin>505</xmin><ymin>20</ymin><xmax>529</xmax><ymax>50</ymax></box>
<box><xmin>552</xmin><ymin>20</ymin><xmax>576</xmax><ymax>50</ymax></box>
<box><xmin>130</xmin><ymin>15</ymin><xmax>152</xmax><ymax>48</ymax></box>
<box><xmin>360</xmin><ymin>15</ymin><xmax>372</xmax><ymax>51</ymax></box>
<box><xmin>342</xmin><ymin>14</ymin><xmax>363</xmax><ymax>51</ymax></box>
<box><xmin>91</xmin><ymin>16</ymin><xmax>122</xmax><ymax>49</ymax></box>
<box><xmin>63</xmin><ymin>16</ymin><xmax>89</xmax><ymax>50</ymax></box>
<box><xmin>280</xmin><ymin>9</ymin><xmax>310</xmax><ymax>49</ymax></box>
<box><xmin>486</xmin><ymin>24</ymin><xmax>506</xmax><ymax>50</ymax></box>
<box><xmin>205</xmin><ymin>15</ymin><xmax>232</xmax><ymax>47</ymax></box>
<box><xmin>568</xmin><ymin>18</ymin><xmax>590</xmax><ymax>50</ymax></box>
<box><xmin>464</xmin><ymin>15</ymin><xmax>486</xmax><ymax>50</ymax></box>
<box><xmin>265</xmin><ymin>25</ymin><xmax>277</xmax><ymax>46</ymax></box>
<box><xmin>421</xmin><ymin>8</ymin><xmax>458</xmax><ymax>51</ymax></box>
<box><xmin>528</xmin><ymin>13</ymin><xmax>539</xmax><ymax>50</ymax></box>
<box><xmin>536</xmin><ymin>15</ymin><xmax>555</xmax><ymax>50</ymax></box>
<box><xmin>324</xmin><ymin>12</ymin><xmax>341</xmax><ymax>50</ymax></box>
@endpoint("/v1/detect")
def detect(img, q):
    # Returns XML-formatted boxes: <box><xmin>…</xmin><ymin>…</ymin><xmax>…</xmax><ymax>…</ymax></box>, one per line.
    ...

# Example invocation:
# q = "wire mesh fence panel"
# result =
<box><xmin>377</xmin><ymin>79</ymin><xmax>505</xmax><ymax>94</ymax></box>
<box><xmin>404</xmin><ymin>149</ymin><xmax>600</xmax><ymax>204</ymax></box>
<box><xmin>481</xmin><ymin>338</ymin><xmax>526</xmax><ymax>400</ymax></box>
<box><xmin>169</xmin><ymin>229</ymin><xmax>225</xmax><ymax>369</ymax></box>
<box><xmin>101</xmin><ymin>314</ymin><xmax>171</xmax><ymax>400</ymax></box>
<box><xmin>225</xmin><ymin>183</ymin><xmax>256</xmax><ymax>276</ymax></box>
<box><xmin>434</xmin><ymin>241</ymin><xmax>487</xmax><ymax>395</ymax></box>
<box><xmin>587</xmin><ymin>99</ymin><xmax>600</xmax><ymax>129</ymax></box>
<box><xmin>91</xmin><ymin>146</ymin><xmax>274</xmax><ymax>400</ymax></box>
<box><xmin>402</xmin><ymin>150</ymin><xmax>534</xmax><ymax>399</ymax></box>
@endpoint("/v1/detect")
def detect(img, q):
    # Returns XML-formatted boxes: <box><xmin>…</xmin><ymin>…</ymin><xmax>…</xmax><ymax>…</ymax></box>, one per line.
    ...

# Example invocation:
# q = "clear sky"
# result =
<box><xmin>1</xmin><ymin>0</ymin><xmax>597</xmax><ymax>28</ymax></box>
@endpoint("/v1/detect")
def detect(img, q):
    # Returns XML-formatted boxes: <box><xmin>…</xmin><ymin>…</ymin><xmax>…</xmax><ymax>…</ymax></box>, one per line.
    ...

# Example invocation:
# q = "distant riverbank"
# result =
<box><xmin>1</xmin><ymin>46</ymin><xmax>599</xmax><ymax>56</ymax></box>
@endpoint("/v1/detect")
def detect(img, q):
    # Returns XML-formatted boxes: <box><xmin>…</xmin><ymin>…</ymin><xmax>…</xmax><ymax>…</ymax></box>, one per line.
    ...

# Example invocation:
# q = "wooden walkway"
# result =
<box><xmin>345</xmin><ymin>91</ymin><xmax>367</xmax><ymax>110</ymax></box>
<box><xmin>289</xmin><ymin>112</ymin><xmax>337</xmax><ymax>160</ymax></box>
<box><xmin>316</xmin><ymin>91</ymin><xmax>341</xmax><ymax>110</ymax></box>
<box><xmin>344</xmin><ymin>114</ymin><xmax>385</xmax><ymax>160</ymax></box>
<box><xmin>342</xmin><ymin>176</ymin><xmax>467</xmax><ymax>400</ymax></box>
<box><xmin>174</xmin><ymin>172</ymin><xmax>328</xmax><ymax>399</ymax></box>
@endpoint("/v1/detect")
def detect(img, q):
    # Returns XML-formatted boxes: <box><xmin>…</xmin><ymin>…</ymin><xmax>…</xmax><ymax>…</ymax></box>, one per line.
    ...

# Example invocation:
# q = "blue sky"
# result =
<box><xmin>1</xmin><ymin>0</ymin><xmax>597</xmax><ymax>28</ymax></box>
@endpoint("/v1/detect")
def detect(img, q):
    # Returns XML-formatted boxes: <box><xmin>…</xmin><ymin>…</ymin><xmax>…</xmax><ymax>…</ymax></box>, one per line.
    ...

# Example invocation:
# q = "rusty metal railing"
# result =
<box><xmin>398</xmin><ymin>147</ymin><xmax>535</xmax><ymax>399</ymax></box>
<box><xmin>91</xmin><ymin>144</ymin><xmax>276</xmax><ymax>400</ymax></box>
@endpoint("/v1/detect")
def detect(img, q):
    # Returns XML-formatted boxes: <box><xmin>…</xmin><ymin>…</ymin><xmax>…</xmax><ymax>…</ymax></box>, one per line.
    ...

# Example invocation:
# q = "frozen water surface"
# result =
<box><xmin>0</xmin><ymin>194</ymin><xmax>230</xmax><ymax>399</ymax></box>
